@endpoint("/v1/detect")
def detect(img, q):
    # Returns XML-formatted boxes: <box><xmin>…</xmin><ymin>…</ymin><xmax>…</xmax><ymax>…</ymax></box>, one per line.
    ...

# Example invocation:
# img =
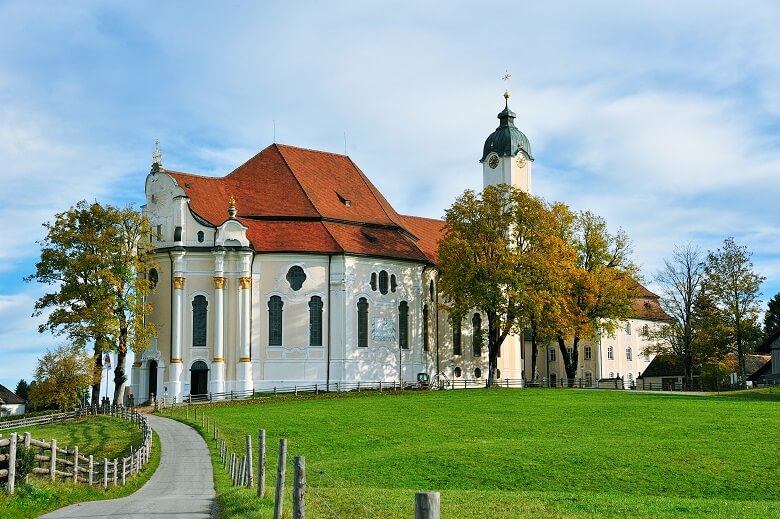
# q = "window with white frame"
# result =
<box><xmin>584</xmin><ymin>346</ymin><xmax>592</xmax><ymax>360</ymax></box>
<box><xmin>607</xmin><ymin>346</ymin><xmax>614</xmax><ymax>360</ymax></box>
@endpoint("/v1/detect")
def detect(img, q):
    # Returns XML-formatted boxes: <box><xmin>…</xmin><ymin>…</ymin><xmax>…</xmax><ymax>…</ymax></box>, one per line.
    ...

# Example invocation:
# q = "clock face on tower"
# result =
<box><xmin>515</xmin><ymin>154</ymin><xmax>527</xmax><ymax>168</ymax></box>
<box><xmin>488</xmin><ymin>154</ymin><xmax>499</xmax><ymax>169</ymax></box>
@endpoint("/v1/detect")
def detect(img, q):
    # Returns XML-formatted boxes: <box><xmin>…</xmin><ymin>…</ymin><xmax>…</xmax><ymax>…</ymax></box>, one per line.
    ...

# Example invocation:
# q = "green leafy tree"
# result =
<box><xmin>643</xmin><ymin>243</ymin><xmax>705</xmax><ymax>388</ymax></box>
<box><xmin>438</xmin><ymin>184</ymin><xmax>572</xmax><ymax>386</ymax></box>
<box><xmin>763</xmin><ymin>292</ymin><xmax>780</xmax><ymax>339</ymax></box>
<box><xmin>552</xmin><ymin>211</ymin><xmax>638</xmax><ymax>384</ymax></box>
<box><xmin>26</xmin><ymin>201</ymin><xmax>156</xmax><ymax>405</ymax></box>
<box><xmin>14</xmin><ymin>379</ymin><xmax>30</xmax><ymax>401</ymax></box>
<box><xmin>700</xmin><ymin>237</ymin><xmax>765</xmax><ymax>387</ymax></box>
<box><xmin>28</xmin><ymin>344</ymin><xmax>94</xmax><ymax>411</ymax></box>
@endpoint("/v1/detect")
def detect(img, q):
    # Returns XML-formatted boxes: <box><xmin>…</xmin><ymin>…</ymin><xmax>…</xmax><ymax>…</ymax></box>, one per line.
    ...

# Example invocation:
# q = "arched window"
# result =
<box><xmin>148</xmin><ymin>268</ymin><xmax>159</xmax><ymax>289</ymax></box>
<box><xmin>286</xmin><ymin>266</ymin><xmax>306</xmax><ymax>291</ymax></box>
<box><xmin>357</xmin><ymin>297</ymin><xmax>369</xmax><ymax>348</ymax></box>
<box><xmin>626</xmin><ymin>347</ymin><xmax>632</xmax><ymax>361</ymax></box>
<box><xmin>422</xmin><ymin>304</ymin><xmax>429</xmax><ymax>352</ymax></box>
<box><xmin>192</xmin><ymin>295</ymin><xmax>208</xmax><ymax>347</ymax></box>
<box><xmin>454</xmin><ymin>366</ymin><xmax>462</xmax><ymax>378</ymax></box>
<box><xmin>607</xmin><ymin>346</ymin><xmax>614</xmax><ymax>360</ymax></box>
<box><xmin>429</xmin><ymin>280</ymin><xmax>435</xmax><ymax>300</ymax></box>
<box><xmin>626</xmin><ymin>322</ymin><xmax>632</xmax><ymax>335</ymax></box>
<box><xmin>197</xmin><ymin>230</ymin><xmax>204</xmax><ymax>243</ymax></box>
<box><xmin>398</xmin><ymin>301</ymin><xmax>409</xmax><ymax>349</ymax></box>
<box><xmin>370</xmin><ymin>273</ymin><xmax>377</xmax><ymax>291</ymax></box>
<box><xmin>379</xmin><ymin>270</ymin><xmax>389</xmax><ymax>295</ymax></box>
<box><xmin>309</xmin><ymin>296</ymin><xmax>323</xmax><ymax>346</ymax></box>
<box><xmin>268</xmin><ymin>296</ymin><xmax>283</xmax><ymax>346</ymax></box>
<box><xmin>584</xmin><ymin>346</ymin><xmax>592</xmax><ymax>360</ymax></box>
<box><xmin>472</xmin><ymin>313</ymin><xmax>482</xmax><ymax>356</ymax></box>
<box><xmin>452</xmin><ymin>320</ymin><xmax>462</xmax><ymax>355</ymax></box>
<box><xmin>390</xmin><ymin>274</ymin><xmax>397</xmax><ymax>292</ymax></box>
<box><xmin>585</xmin><ymin>372</ymin><xmax>593</xmax><ymax>387</ymax></box>
<box><xmin>474</xmin><ymin>368</ymin><xmax>482</xmax><ymax>379</ymax></box>
<box><xmin>174</xmin><ymin>226</ymin><xmax>182</xmax><ymax>242</ymax></box>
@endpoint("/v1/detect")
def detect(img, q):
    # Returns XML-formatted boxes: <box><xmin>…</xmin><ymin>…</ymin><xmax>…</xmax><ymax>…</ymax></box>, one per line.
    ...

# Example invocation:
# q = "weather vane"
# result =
<box><xmin>503</xmin><ymin>70</ymin><xmax>511</xmax><ymax>100</ymax></box>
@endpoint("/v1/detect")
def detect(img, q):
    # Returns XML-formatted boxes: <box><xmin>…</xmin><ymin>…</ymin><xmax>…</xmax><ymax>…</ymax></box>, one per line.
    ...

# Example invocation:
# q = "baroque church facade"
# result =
<box><xmin>131</xmin><ymin>94</ymin><xmax>666</xmax><ymax>402</ymax></box>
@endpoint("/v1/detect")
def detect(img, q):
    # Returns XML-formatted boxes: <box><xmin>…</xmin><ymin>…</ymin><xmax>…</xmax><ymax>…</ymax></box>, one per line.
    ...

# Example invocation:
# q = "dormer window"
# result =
<box><xmin>337</xmin><ymin>192</ymin><xmax>351</xmax><ymax>207</ymax></box>
<box><xmin>362</xmin><ymin>230</ymin><xmax>377</xmax><ymax>243</ymax></box>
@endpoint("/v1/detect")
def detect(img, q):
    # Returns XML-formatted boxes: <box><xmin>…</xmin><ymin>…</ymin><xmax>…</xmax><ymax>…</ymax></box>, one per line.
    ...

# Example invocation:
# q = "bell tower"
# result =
<box><xmin>480</xmin><ymin>89</ymin><xmax>534</xmax><ymax>193</ymax></box>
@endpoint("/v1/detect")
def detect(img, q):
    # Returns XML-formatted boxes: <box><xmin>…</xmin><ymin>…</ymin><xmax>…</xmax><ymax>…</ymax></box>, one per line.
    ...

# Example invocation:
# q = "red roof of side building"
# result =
<box><xmin>163</xmin><ymin>144</ymin><xmax>442</xmax><ymax>263</ymax></box>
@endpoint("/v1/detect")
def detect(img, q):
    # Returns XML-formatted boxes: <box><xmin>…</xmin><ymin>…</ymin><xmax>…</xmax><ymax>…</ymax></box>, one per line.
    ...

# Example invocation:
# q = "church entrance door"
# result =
<box><xmin>148</xmin><ymin>360</ymin><xmax>158</xmax><ymax>401</ymax></box>
<box><xmin>190</xmin><ymin>360</ymin><xmax>209</xmax><ymax>396</ymax></box>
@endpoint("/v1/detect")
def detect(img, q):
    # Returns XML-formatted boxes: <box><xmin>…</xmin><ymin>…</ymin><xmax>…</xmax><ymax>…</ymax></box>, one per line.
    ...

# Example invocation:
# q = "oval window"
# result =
<box><xmin>474</xmin><ymin>368</ymin><xmax>482</xmax><ymax>379</ymax></box>
<box><xmin>454</xmin><ymin>366</ymin><xmax>462</xmax><ymax>378</ymax></box>
<box><xmin>286</xmin><ymin>266</ymin><xmax>306</xmax><ymax>291</ymax></box>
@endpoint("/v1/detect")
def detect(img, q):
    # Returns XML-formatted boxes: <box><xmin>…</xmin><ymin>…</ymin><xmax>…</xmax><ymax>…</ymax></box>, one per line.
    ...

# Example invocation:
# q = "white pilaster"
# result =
<box><xmin>212</xmin><ymin>250</ymin><xmax>226</xmax><ymax>394</ymax></box>
<box><xmin>237</xmin><ymin>250</ymin><xmax>253</xmax><ymax>392</ymax></box>
<box><xmin>169</xmin><ymin>250</ymin><xmax>185</xmax><ymax>400</ymax></box>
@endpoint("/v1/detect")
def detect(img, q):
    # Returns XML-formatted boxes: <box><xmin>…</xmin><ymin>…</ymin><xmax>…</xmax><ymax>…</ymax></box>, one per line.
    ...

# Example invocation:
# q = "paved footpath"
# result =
<box><xmin>40</xmin><ymin>414</ymin><xmax>216</xmax><ymax>518</ymax></box>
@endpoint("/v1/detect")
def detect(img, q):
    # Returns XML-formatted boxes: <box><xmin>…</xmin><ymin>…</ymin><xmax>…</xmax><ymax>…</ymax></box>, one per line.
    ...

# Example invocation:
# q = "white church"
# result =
<box><xmin>131</xmin><ymin>93</ymin><xmax>667</xmax><ymax>402</ymax></box>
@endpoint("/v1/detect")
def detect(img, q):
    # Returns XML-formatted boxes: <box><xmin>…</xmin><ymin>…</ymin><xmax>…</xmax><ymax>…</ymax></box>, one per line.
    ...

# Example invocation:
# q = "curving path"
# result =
<box><xmin>40</xmin><ymin>414</ymin><xmax>216</xmax><ymax>518</ymax></box>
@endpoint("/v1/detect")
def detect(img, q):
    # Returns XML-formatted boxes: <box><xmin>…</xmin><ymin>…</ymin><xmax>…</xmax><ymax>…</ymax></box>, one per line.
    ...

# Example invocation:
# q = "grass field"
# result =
<box><xmin>0</xmin><ymin>415</ymin><xmax>160</xmax><ymax>519</ymax></box>
<box><xmin>172</xmin><ymin>389</ymin><xmax>780</xmax><ymax>518</ymax></box>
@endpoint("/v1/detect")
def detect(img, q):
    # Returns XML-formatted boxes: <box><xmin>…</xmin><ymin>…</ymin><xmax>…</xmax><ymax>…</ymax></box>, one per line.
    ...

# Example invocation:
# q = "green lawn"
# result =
<box><xmin>171</xmin><ymin>389</ymin><xmax>780</xmax><ymax>518</ymax></box>
<box><xmin>0</xmin><ymin>415</ymin><xmax>160</xmax><ymax>519</ymax></box>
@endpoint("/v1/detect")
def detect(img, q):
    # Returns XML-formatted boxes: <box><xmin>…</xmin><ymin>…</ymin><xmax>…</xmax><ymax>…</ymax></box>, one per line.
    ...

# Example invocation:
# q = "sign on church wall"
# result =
<box><xmin>372</xmin><ymin>318</ymin><xmax>396</xmax><ymax>341</ymax></box>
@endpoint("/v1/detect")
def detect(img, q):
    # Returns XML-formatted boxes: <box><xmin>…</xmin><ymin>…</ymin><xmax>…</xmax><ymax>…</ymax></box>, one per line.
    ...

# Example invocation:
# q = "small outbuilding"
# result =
<box><xmin>0</xmin><ymin>384</ymin><xmax>26</xmax><ymax>417</ymax></box>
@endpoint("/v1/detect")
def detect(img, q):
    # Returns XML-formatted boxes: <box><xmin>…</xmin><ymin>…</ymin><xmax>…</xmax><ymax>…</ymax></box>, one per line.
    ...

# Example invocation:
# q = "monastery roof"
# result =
<box><xmin>627</xmin><ymin>280</ymin><xmax>671</xmax><ymax>322</ymax></box>
<box><xmin>163</xmin><ymin>144</ymin><xmax>440</xmax><ymax>263</ymax></box>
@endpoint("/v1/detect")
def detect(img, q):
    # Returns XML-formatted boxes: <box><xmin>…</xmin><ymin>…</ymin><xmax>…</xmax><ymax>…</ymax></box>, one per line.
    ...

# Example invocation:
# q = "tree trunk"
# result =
<box><xmin>683</xmin><ymin>350</ymin><xmax>694</xmax><ymax>390</ymax></box>
<box><xmin>112</xmin><ymin>322</ymin><xmax>129</xmax><ymax>405</ymax></box>
<box><xmin>113</xmin><ymin>350</ymin><xmax>127</xmax><ymax>405</ymax></box>
<box><xmin>488</xmin><ymin>316</ymin><xmax>501</xmax><ymax>387</ymax></box>
<box><xmin>558</xmin><ymin>336</ymin><xmax>579</xmax><ymax>386</ymax></box>
<box><xmin>91</xmin><ymin>347</ymin><xmax>103</xmax><ymax>406</ymax></box>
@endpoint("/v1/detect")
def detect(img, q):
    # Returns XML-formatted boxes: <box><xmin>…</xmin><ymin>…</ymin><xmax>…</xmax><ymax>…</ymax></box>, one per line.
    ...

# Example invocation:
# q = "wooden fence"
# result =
<box><xmin>0</xmin><ymin>405</ymin><xmax>152</xmax><ymax>494</ymax></box>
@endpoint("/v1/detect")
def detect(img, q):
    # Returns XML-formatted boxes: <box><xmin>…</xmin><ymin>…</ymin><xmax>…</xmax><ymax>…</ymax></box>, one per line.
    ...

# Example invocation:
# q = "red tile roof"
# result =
<box><xmin>163</xmin><ymin>144</ymin><xmax>442</xmax><ymax>263</ymax></box>
<box><xmin>400</xmin><ymin>215</ymin><xmax>448</xmax><ymax>264</ymax></box>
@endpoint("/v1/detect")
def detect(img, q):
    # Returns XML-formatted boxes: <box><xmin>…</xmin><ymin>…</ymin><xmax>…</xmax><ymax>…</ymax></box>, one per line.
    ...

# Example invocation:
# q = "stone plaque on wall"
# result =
<box><xmin>372</xmin><ymin>318</ymin><xmax>396</xmax><ymax>341</ymax></box>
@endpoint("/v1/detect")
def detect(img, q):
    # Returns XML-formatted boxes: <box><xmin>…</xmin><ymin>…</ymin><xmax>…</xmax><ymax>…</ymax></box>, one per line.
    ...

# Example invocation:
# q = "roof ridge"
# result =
<box><xmin>274</xmin><ymin>142</ymin><xmax>348</xmax><ymax>158</ymax></box>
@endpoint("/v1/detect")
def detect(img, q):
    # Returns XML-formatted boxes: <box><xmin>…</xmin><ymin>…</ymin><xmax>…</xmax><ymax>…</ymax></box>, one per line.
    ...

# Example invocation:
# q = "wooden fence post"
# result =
<box><xmin>122</xmin><ymin>457</ymin><xmax>127</xmax><ymax>486</ymax></box>
<box><xmin>245</xmin><ymin>434</ymin><xmax>254</xmax><ymax>488</ymax></box>
<box><xmin>74</xmin><ymin>446</ymin><xmax>79</xmax><ymax>483</ymax></box>
<box><xmin>50</xmin><ymin>438</ymin><xmax>57</xmax><ymax>481</ymax></box>
<box><xmin>273</xmin><ymin>438</ymin><xmax>287</xmax><ymax>519</ymax></box>
<box><xmin>113</xmin><ymin>458</ymin><xmax>118</xmax><ymax>485</ymax></box>
<box><xmin>8</xmin><ymin>432</ymin><xmax>17</xmax><ymax>494</ymax></box>
<box><xmin>414</xmin><ymin>492</ymin><xmax>440</xmax><ymax>519</ymax></box>
<box><xmin>293</xmin><ymin>456</ymin><xmax>306</xmax><ymax>519</ymax></box>
<box><xmin>258</xmin><ymin>429</ymin><xmax>266</xmax><ymax>497</ymax></box>
<box><xmin>89</xmin><ymin>455</ymin><xmax>94</xmax><ymax>485</ymax></box>
<box><xmin>103</xmin><ymin>458</ymin><xmax>109</xmax><ymax>489</ymax></box>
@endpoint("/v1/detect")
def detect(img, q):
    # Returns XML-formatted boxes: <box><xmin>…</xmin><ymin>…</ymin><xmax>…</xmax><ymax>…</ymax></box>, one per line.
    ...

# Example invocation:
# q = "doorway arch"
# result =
<box><xmin>148</xmin><ymin>360</ymin><xmax>158</xmax><ymax>401</ymax></box>
<box><xmin>190</xmin><ymin>360</ymin><xmax>209</xmax><ymax>396</ymax></box>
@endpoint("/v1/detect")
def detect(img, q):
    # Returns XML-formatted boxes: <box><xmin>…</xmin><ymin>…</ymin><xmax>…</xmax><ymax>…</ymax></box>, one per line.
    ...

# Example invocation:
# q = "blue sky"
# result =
<box><xmin>1</xmin><ymin>1</ymin><xmax>779</xmax><ymax>390</ymax></box>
